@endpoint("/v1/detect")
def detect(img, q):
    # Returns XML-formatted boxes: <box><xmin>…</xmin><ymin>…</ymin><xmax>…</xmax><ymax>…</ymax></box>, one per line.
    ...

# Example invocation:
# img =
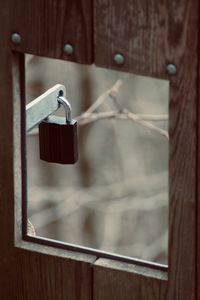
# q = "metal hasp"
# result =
<box><xmin>26</xmin><ymin>84</ymin><xmax>66</xmax><ymax>132</ymax></box>
<box><xmin>26</xmin><ymin>84</ymin><xmax>78</xmax><ymax>164</ymax></box>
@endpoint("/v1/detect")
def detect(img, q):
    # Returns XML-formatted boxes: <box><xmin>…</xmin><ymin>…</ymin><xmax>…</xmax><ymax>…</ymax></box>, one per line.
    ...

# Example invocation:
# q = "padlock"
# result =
<box><xmin>39</xmin><ymin>95</ymin><xmax>78</xmax><ymax>164</ymax></box>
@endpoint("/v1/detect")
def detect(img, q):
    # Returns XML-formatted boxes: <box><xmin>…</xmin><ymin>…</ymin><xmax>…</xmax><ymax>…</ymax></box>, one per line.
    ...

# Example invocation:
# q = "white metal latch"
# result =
<box><xmin>26</xmin><ymin>84</ymin><xmax>66</xmax><ymax>132</ymax></box>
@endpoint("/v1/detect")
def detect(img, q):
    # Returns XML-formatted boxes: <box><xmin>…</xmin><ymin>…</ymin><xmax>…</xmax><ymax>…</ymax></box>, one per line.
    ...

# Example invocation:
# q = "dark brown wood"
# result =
<box><xmin>0</xmin><ymin>45</ymin><xmax>95</xmax><ymax>300</ymax></box>
<box><xmin>198</xmin><ymin>9</ymin><xmax>200</xmax><ymax>300</ymax></box>
<box><xmin>1</xmin><ymin>244</ymin><xmax>95</xmax><ymax>300</ymax></box>
<box><xmin>8</xmin><ymin>0</ymin><xmax>93</xmax><ymax>63</ymax></box>
<box><xmin>94</xmin><ymin>0</ymin><xmax>199</xmax><ymax>80</ymax></box>
<box><xmin>94</xmin><ymin>0</ymin><xmax>168</xmax><ymax>77</ymax></box>
<box><xmin>93</xmin><ymin>258</ymin><xmax>168</xmax><ymax>300</ymax></box>
<box><xmin>167</xmin><ymin>0</ymin><xmax>199</xmax><ymax>299</ymax></box>
<box><xmin>94</xmin><ymin>1</ymin><xmax>199</xmax><ymax>300</ymax></box>
<box><xmin>0</xmin><ymin>0</ymin><xmax>199</xmax><ymax>299</ymax></box>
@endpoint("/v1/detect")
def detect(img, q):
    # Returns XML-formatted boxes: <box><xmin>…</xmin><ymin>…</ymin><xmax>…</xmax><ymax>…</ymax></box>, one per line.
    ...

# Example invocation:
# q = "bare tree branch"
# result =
<box><xmin>27</xmin><ymin>80</ymin><xmax>168</xmax><ymax>140</ymax></box>
<box><xmin>77</xmin><ymin>111</ymin><xmax>168</xmax><ymax>123</ymax></box>
<box><xmin>81</xmin><ymin>80</ymin><xmax>122</xmax><ymax>115</ymax></box>
<box><xmin>78</xmin><ymin>110</ymin><xmax>169</xmax><ymax>140</ymax></box>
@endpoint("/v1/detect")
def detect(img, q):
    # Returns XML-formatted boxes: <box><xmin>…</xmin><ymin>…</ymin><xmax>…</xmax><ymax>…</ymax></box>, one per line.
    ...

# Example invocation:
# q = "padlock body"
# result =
<box><xmin>39</xmin><ymin>116</ymin><xmax>78</xmax><ymax>164</ymax></box>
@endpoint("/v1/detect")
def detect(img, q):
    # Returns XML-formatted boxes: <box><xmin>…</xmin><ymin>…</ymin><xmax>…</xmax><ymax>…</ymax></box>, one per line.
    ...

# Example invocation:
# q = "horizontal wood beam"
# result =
<box><xmin>7</xmin><ymin>0</ymin><xmax>93</xmax><ymax>64</ymax></box>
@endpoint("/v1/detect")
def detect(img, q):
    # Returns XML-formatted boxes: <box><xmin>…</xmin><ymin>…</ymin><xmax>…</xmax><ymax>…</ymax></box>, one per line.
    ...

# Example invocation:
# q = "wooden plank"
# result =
<box><xmin>167</xmin><ymin>0</ymin><xmax>199</xmax><ymax>299</ymax></box>
<box><xmin>0</xmin><ymin>246</ymin><xmax>95</xmax><ymax>300</ymax></box>
<box><xmin>0</xmin><ymin>49</ymin><xmax>14</xmax><ymax>257</ymax></box>
<box><xmin>0</xmin><ymin>42</ymin><xmax>95</xmax><ymax>300</ymax></box>
<box><xmin>0</xmin><ymin>1</ymin><xmax>199</xmax><ymax>299</ymax></box>
<box><xmin>94</xmin><ymin>1</ymin><xmax>199</xmax><ymax>299</ymax></box>
<box><xmin>93</xmin><ymin>258</ymin><xmax>168</xmax><ymax>300</ymax></box>
<box><xmin>94</xmin><ymin>0</ymin><xmax>198</xmax><ymax>79</ymax></box>
<box><xmin>198</xmin><ymin>14</ymin><xmax>200</xmax><ymax>300</ymax></box>
<box><xmin>94</xmin><ymin>0</ymin><xmax>169</xmax><ymax>77</ymax></box>
<box><xmin>7</xmin><ymin>0</ymin><xmax>93</xmax><ymax>63</ymax></box>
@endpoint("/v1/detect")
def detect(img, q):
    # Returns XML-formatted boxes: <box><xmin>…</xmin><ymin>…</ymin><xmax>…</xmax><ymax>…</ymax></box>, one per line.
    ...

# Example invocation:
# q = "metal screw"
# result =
<box><xmin>64</xmin><ymin>44</ymin><xmax>74</xmax><ymax>55</ymax></box>
<box><xmin>114</xmin><ymin>53</ymin><xmax>125</xmax><ymax>65</ymax></box>
<box><xmin>166</xmin><ymin>64</ymin><xmax>177</xmax><ymax>75</ymax></box>
<box><xmin>11</xmin><ymin>33</ymin><xmax>21</xmax><ymax>44</ymax></box>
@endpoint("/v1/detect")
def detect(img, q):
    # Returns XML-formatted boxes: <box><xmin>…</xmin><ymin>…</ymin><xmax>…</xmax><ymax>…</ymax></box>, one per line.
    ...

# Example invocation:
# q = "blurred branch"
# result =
<box><xmin>110</xmin><ymin>230</ymin><xmax>168</xmax><ymax>262</ymax></box>
<box><xmin>77</xmin><ymin>110</ymin><xmax>169</xmax><ymax>140</ymax></box>
<box><xmin>99</xmin><ymin>202</ymin><xmax>122</xmax><ymax>250</ymax></box>
<box><xmin>140</xmin><ymin>230</ymin><xmax>168</xmax><ymax>261</ymax></box>
<box><xmin>81</xmin><ymin>80</ymin><xmax>122</xmax><ymax>115</ymax></box>
<box><xmin>29</xmin><ymin>189</ymin><xmax>92</xmax><ymax>228</ymax></box>
<box><xmin>27</xmin><ymin>80</ymin><xmax>168</xmax><ymax>140</ymax></box>
<box><xmin>77</xmin><ymin>111</ymin><xmax>168</xmax><ymax>123</ymax></box>
<box><xmin>83</xmin><ymin>191</ymin><xmax>167</xmax><ymax>213</ymax></box>
<box><xmin>125</xmin><ymin>111</ymin><xmax>168</xmax><ymax>140</ymax></box>
<box><xmin>78</xmin><ymin>79</ymin><xmax>168</xmax><ymax>140</ymax></box>
<box><xmin>29</xmin><ymin>186</ymin><xmax>167</xmax><ymax>228</ymax></box>
<box><xmin>78</xmin><ymin>67</ymin><xmax>93</xmax><ymax>187</ymax></box>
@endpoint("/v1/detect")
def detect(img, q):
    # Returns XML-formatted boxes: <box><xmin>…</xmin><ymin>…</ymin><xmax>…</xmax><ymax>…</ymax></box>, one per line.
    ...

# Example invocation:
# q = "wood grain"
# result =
<box><xmin>94</xmin><ymin>0</ymin><xmax>168</xmax><ymax>77</ymax></box>
<box><xmin>93</xmin><ymin>258</ymin><xmax>168</xmax><ymax>300</ymax></box>
<box><xmin>94</xmin><ymin>0</ymin><xmax>199</xmax><ymax>80</ymax></box>
<box><xmin>198</xmin><ymin>11</ymin><xmax>200</xmax><ymax>300</ymax></box>
<box><xmin>94</xmin><ymin>0</ymin><xmax>199</xmax><ymax>299</ymax></box>
<box><xmin>0</xmin><ymin>0</ymin><xmax>199</xmax><ymax>299</ymax></box>
<box><xmin>167</xmin><ymin>0</ymin><xmax>199</xmax><ymax>299</ymax></box>
<box><xmin>8</xmin><ymin>0</ymin><xmax>93</xmax><ymax>63</ymax></box>
<box><xmin>0</xmin><ymin>247</ymin><xmax>95</xmax><ymax>300</ymax></box>
<box><xmin>0</xmin><ymin>44</ymin><xmax>96</xmax><ymax>300</ymax></box>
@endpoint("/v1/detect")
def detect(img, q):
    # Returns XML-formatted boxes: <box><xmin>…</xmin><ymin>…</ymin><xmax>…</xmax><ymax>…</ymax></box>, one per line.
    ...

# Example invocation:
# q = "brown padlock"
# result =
<box><xmin>39</xmin><ymin>95</ymin><xmax>78</xmax><ymax>164</ymax></box>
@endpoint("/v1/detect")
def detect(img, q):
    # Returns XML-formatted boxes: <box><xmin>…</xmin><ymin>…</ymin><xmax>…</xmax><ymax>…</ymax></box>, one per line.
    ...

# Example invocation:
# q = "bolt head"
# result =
<box><xmin>11</xmin><ymin>33</ymin><xmax>21</xmax><ymax>44</ymax></box>
<box><xmin>64</xmin><ymin>44</ymin><xmax>74</xmax><ymax>55</ymax></box>
<box><xmin>114</xmin><ymin>53</ymin><xmax>125</xmax><ymax>65</ymax></box>
<box><xmin>166</xmin><ymin>64</ymin><xmax>177</xmax><ymax>75</ymax></box>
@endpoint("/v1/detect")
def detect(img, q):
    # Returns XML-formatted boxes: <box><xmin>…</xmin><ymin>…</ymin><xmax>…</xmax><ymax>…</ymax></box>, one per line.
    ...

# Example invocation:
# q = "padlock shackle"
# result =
<box><xmin>57</xmin><ymin>95</ymin><xmax>72</xmax><ymax>124</ymax></box>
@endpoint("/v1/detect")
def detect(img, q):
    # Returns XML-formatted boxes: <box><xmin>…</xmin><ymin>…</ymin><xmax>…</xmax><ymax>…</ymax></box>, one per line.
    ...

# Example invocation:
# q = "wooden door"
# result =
<box><xmin>0</xmin><ymin>0</ymin><xmax>199</xmax><ymax>299</ymax></box>
<box><xmin>0</xmin><ymin>1</ymin><xmax>95</xmax><ymax>300</ymax></box>
<box><xmin>93</xmin><ymin>1</ymin><xmax>199</xmax><ymax>299</ymax></box>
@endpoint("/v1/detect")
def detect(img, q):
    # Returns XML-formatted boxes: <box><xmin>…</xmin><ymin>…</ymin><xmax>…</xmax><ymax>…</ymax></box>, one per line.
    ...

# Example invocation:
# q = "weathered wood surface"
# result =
<box><xmin>93</xmin><ymin>258</ymin><xmax>168</xmax><ymax>300</ymax></box>
<box><xmin>94</xmin><ymin>0</ymin><xmax>168</xmax><ymax>77</ymax></box>
<box><xmin>1</xmin><ymin>246</ymin><xmax>95</xmax><ymax>300</ymax></box>
<box><xmin>94</xmin><ymin>0</ymin><xmax>199</xmax><ymax>80</ymax></box>
<box><xmin>0</xmin><ymin>243</ymin><xmax>96</xmax><ymax>299</ymax></box>
<box><xmin>94</xmin><ymin>0</ymin><xmax>199</xmax><ymax>299</ymax></box>
<box><xmin>198</xmin><ymin>18</ymin><xmax>200</xmax><ymax>300</ymax></box>
<box><xmin>167</xmin><ymin>0</ymin><xmax>199</xmax><ymax>299</ymax></box>
<box><xmin>0</xmin><ymin>45</ymin><xmax>96</xmax><ymax>300</ymax></box>
<box><xmin>8</xmin><ymin>0</ymin><xmax>93</xmax><ymax>63</ymax></box>
<box><xmin>0</xmin><ymin>0</ymin><xmax>199</xmax><ymax>299</ymax></box>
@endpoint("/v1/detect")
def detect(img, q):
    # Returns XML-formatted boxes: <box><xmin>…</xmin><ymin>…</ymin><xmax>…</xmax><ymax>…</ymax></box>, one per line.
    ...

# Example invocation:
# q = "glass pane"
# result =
<box><xmin>26</xmin><ymin>55</ymin><xmax>169</xmax><ymax>265</ymax></box>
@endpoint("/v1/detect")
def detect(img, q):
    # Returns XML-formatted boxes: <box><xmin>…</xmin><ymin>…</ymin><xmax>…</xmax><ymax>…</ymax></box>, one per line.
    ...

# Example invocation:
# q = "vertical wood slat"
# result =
<box><xmin>0</xmin><ymin>37</ymin><xmax>96</xmax><ymax>300</ymax></box>
<box><xmin>0</xmin><ymin>49</ymin><xmax>15</xmax><ymax>257</ymax></box>
<box><xmin>0</xmin><ymin>0</ymin><xmax>96</xmax><ymax>297</ymax></box>
<box><xmin>8</xmin><ymin>0</ymin><xmax>93</xmax><ymax>63</ymax></box>
<box><xmin>1</xmin><ymin>247</ymin><xmax>95</xmax><ymax>300</ymax></box>
<box><xmin>167</xmin><ymin>0</ymin><xmax>198</xmax><ymax>299</ymax></box>
<box><xmin>198</xmin><ymin>7</ymin><xmax>200</xmax><ymax>300</ymax></box>
<box><xmin>0</xmin><ymin>1</ymin><xmax>199</xmax><ymax>299</ymax></box>
<box><xmin>94</xmin><ymin>1</ymin><xmax>199</xmax><ymax>300</ymax></box>
<box><xmin>93</xmin><ymin>258</ymin><xmax>168</xmax><ymax>300</ymax></box>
